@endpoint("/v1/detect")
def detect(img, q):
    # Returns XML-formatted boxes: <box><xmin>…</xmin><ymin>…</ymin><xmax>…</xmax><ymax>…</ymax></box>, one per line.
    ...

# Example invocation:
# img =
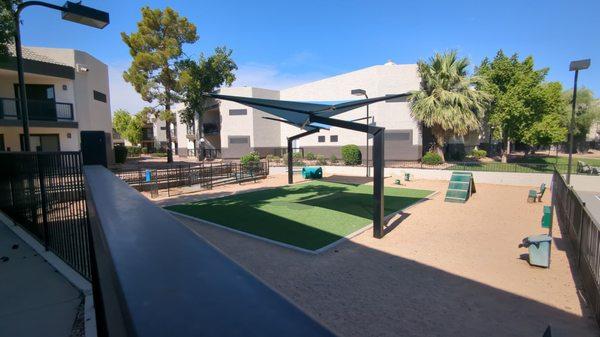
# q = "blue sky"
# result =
<box><xmin>16</xmin><ymin>0</ymin><xmax>600</xmax><ymax>113</ymax></box>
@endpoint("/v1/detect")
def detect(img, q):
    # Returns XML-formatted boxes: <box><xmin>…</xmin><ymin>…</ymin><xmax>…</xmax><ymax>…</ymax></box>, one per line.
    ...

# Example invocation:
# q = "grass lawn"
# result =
<box><xmin>446</xmin><ymin>155</ymin><xmax>600</xmax><ymax>174</ymax></box>
<box><xmin>166</xmin><ymin>181</ymin><xmax>433</xmax><ymax>251</ymax></box>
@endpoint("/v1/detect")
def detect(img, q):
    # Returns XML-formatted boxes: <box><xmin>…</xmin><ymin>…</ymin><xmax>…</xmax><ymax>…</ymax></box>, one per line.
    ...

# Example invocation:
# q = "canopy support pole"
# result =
<box><xmin>287</xmin><ymin>129</ymin><xmax>319</xmax><ymax>184</ymax></box>
<box><xmin>309</xmin><ymin>115</ymin><xmax>386</xmax><ymax>238</ymax></box>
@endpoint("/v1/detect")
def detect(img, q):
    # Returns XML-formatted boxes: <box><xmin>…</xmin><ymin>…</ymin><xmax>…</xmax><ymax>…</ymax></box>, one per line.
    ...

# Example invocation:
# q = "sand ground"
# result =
<box><xmin>158</xmin><ymin>173</ymin><xmax>598</xmax><ymax>336</ymax></box>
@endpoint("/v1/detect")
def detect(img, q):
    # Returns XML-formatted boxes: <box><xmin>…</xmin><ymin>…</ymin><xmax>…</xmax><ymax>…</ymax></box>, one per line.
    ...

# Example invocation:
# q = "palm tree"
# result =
<box><xmin>410</xmin><ymin>51</ymin><xmax>490</xmax><ymax>161</ymax></box>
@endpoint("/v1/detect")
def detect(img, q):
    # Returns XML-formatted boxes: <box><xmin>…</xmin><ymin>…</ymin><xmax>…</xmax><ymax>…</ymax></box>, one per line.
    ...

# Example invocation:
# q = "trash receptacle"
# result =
<box><xmin>302</xmin><ymin>166</ymin><xmax>322</xmax><ymax>179</ymax></box>
<box><xmin>520</xmin><ymin>234</ymin><xmax>552</xmax><ymax>268</ymax></box>
<box><xmin>405</xmin><ymin>172</ymin><xmax>411</xmax><ymax>181</ymax></box>
<box><xmin>541</xmin><ymin>206</ymin><xmax>552</xmax><ymax>229</ymax></box>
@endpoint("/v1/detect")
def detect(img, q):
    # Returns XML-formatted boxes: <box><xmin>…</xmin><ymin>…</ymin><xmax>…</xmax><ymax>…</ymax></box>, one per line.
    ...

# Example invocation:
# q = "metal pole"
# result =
<box><xmin>365</xmin><ymin>95</ymin><xmax>370</xmax><ymax>178</ymax></box>
<box><xmin>567</xmin><ymin>70</ymin><xmax>578</xmax><ymax>184</ymax></box>
<box><xmin>14</xmin><ymin>10</ymin><xmax>31</xmax><ymax>151</ymax></box>
<box><xmin>287</xmin><ymin>138</ymin><xmax>293</xmax><ymax>184</ymax></box>
<box><xmin>373</xmin><ymin>129</ymin><xmax>385</xmax><ymax>238</ymax></box>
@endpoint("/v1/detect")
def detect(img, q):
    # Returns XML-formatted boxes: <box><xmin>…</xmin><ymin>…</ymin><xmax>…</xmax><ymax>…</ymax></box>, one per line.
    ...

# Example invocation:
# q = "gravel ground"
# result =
<box><xmin>165</xmin><ymin>173</ymin><xmax>598</xmax><ymax>336</ymax></box>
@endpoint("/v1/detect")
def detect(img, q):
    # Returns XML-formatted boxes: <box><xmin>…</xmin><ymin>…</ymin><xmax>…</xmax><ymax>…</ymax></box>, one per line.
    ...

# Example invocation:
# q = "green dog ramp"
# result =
<box><xmin>445</xmin><ymin>171</ymin><xmax>476</xmax><ymax>203</ymax></box>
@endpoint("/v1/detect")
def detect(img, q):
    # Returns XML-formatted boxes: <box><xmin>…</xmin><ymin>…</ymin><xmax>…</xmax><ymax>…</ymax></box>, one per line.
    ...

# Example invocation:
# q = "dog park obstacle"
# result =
<box><xmin>444</xmin><ymin>171</ymin><xmax>476</xmax><ymax>203</ymax></box>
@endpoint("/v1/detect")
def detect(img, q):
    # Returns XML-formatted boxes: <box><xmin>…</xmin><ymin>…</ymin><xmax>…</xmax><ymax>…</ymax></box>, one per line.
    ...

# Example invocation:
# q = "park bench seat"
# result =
<box><xmin>527</xmin><ymin>183</ymin><xmax>546</xmax><ymax>203</ymax></box>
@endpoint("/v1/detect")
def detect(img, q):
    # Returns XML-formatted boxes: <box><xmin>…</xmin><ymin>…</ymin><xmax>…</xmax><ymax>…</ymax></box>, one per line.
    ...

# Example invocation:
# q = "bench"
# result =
<box><xmin>527</xmin><ymin>183</ymin><xmax>546</xmax><ymax>203</ymax></box>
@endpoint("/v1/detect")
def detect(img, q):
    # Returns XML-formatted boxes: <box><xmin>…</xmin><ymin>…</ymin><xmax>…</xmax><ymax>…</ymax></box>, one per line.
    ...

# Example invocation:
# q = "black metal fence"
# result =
<box><xmin>112</xmin><ymin>161</ymin><xmax>269</xmax><ymax>194</ymax></box>
<box><xmin>0</xmin><ymin>152</ymin><xmax>91</xmax><ymax>279</ymax></box>
<box><xmin>385</xmin><ymin>160</ymin><xmax>573</xmax><ymax>174</ymax></box>
<box><xmin>552</xmin><ymin>170</ymin><xmax>600</xmax><ymax>324</ymax></box>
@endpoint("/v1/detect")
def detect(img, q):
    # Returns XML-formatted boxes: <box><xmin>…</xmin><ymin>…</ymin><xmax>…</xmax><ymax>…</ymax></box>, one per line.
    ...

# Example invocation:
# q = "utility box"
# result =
<box><xmin>302</xmin><ymin>166</ymin><xmax>323</xmax><ymax>179</ymax></box>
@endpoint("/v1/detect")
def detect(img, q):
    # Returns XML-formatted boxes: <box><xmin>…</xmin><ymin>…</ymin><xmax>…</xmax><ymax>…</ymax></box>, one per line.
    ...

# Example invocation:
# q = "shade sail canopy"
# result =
<box><xmin>204</xmin><ymin>92</ymin><xmax>411</xmax><ymax>131</ymax></box>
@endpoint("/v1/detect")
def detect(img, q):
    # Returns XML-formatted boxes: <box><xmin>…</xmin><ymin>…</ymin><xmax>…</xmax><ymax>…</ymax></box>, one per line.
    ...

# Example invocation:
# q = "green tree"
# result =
<box><xmin>121</xmin><ymin>7</ymin><xmax>198</xmax><ymax>162</ymax></box>
<box><xmin>522</xmin><ymin>82</ymin><xmax>568</xmax><ymax>148</ymax></box>
<box><xmin>112</xmin><ymin>109</ymin><xmax>145</xmax><ymax>146</ymax></box>
<box><xmin>410</xmin><ymin>51</ymin><xmax>490</xmax><ymax>161</ymax></box>
<box><xmin>0</xmin><ymin>1</ymin><xmax>19</xmax><ymax>60</ymax></box>
<box><xmin>562</xmin><ymin>87</ymin><xmax>600</xmax><ymax>153</ymax></box>
<box><xmin>476</xmin><ymin>50</ymin><xmax>564</xmax><ymax>161</ymax></box>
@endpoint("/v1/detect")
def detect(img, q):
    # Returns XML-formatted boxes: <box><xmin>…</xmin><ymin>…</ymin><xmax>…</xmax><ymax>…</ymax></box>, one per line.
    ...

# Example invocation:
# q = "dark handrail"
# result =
<box><xmin>84</xmin><ymin>165</ymin><xmax>335</xmax><ymax>337</ymax></box>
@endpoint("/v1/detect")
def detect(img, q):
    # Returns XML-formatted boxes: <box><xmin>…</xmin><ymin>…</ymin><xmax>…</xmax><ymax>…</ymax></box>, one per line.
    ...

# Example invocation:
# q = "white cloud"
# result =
<box><xmin>108</xmin><ymin>62</ymin><xmax>147</xmax><ymax>115</ymax></box>
<box><xmin>233</xmin><ymin>62</ymin><xmax>327</xmax><ymax>90</ymax></box>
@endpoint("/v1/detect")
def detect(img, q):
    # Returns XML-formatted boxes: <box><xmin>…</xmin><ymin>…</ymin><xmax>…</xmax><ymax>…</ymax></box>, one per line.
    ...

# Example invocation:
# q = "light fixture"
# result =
<box><xmin>61</xmin><ymin>1</ymin><xmax>110</xmax><ymax>29</ymax></box>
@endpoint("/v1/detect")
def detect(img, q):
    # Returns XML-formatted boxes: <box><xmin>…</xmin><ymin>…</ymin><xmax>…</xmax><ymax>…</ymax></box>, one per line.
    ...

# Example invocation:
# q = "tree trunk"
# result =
<box><xmin>432</xmin><ymin>127</ymin><xmax>446</xmax><ymax>162</ymax></box>
<box><xmin>165</xmin><ymin>103</ymin><xmax>173</xmax><ymax>163</ymax></box>
<box><xmin>197</xmin><ymin>114</ymin><xmax>205</xmax><ymax>161</ymax></box>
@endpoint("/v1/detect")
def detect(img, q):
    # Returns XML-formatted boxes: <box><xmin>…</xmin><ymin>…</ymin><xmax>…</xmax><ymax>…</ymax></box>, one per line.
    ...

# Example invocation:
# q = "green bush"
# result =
<box><xmin>114</xmin><ymin>145</ymin><xmax>128</xmax><ymax>164</ymax></box>
<box><xmin>266</xmin><ymin>154</ymin><xmax>281</xmax><ymax>162</ymax></box>
<box><xmin>141</xmin><ymin>147</ymin><xmax>149</xmax><ymax>154</ymax></box>
<box><xmin>316</xmin><ymin>154</ymin><xmax>327</xmax><ymax>165</ymax></box>
<box><xmin>152</xmin><ymin>152</ymin><xmax>168</xmax><ymax>158</ymax></box>
<box><xmin>329</xmin><ymin>154</ymin><xmax>338</xmax><ymax>164</ymax></box>
<box><xmin>421</xmin><ymin>152</ymin><xmax>443</xmax><ymax>165</ymax></box>
<box><xmin>292</xmin><ymin>152</ymin><xmax>303</xmax><ymax>160</ymax></box>
<box><xmin>305</xmin><ymin>152</ymin><xmax>316</xmax><ymax>160</ymax></box>
<box><xmin>341</xmin><ymin>144</ymin><xmax>362</xmax><ymax>165</ymax></box>
<box><xmin>470</xmin><ymin>148</ymin><xmax>487</xmax><ymax>159</ymax></box>
<box><xmin>126</xmin><ymin>146</ymin><xmax>142</xmax><ymax>157</ymax></box>
<box><xmin>240</xmin><ymin>151</ymin><xmax>261</xmax><ymax>167</ymax></box>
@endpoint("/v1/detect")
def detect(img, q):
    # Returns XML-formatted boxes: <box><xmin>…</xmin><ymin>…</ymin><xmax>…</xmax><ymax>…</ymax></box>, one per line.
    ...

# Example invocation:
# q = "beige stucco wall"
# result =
<box><xmin>0</xmin><ymin>126</ymin><xmax>79</xmax><ymax>151</ymax></box>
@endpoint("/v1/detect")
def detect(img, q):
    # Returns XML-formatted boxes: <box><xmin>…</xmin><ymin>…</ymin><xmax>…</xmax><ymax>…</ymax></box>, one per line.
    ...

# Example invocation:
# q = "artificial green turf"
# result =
<box><xmin>166</xmin><ymin>181</ymin><xmax>433</xmax><ymax>251</ymax></box>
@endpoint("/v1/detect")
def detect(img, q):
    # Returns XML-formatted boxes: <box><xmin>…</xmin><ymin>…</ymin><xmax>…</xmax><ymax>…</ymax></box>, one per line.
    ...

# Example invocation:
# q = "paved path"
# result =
<box><xmin>576</xmin><ymin>190</ymin><xmax>600</xmax><ymax>224</ymax></box>
<box><xmin>0</xmin><ymin>221</ymin><xmax>81</xmax><ymax>337</ymax></box>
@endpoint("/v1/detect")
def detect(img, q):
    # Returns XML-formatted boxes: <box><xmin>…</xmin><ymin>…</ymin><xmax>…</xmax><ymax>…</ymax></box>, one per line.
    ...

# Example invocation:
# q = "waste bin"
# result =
<box><xmin>302</xmin><ymin>166</ymin><xmax>323</xmax><ymax>179</ymax></box>
<box><xmin>520</xmin><ymin>234</ymin><xmax>552</xmax><ymax>268</ymax></box>
<box><xmin>404</xmin><ymin>173</ymin><xmax>411</xmax><ymax>181</ymax></box>
<box><xmin>541</xmin><ymin>206</ymin><xmax>552</xmax><ymax>229</ymax></box>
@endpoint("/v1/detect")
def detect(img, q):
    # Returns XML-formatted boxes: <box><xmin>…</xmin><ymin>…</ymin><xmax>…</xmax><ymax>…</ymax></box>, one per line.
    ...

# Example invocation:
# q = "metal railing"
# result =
<box><xmin>85</xmin><ymin>166</ymin><xmax>335</xmax><ymax>336</ymax></box>
<box><xmin>0</xmin><ymin>97</ymin><xmax>74</xmax><ymax>121</ymax></box>
<box><xmin>385</xmin><ymin>160</ymin><xmax>573</xmax><ymax>174</ymax></box>
<box><xmin>203</xmin><ymin>148</ymin><xmax>221</xmax><ymax>159</ymax></box>
<box><xmin>0</xmin><ymin>152</ymin><xmax>91</xmax><ymax>279</ymax></box>
<box><xmin>552</xmin><ymin>170</ymin><xmax>600</xmax><ymax>324</ymax></box>
<box><xmin>112</xmin><ymin>161</ymin><xmax>269</xmax><ymax>194</ymax></box>
<box><xmin>202</xmin><ymin>123</ymin><xmax>220</xmax><ymax>134</ymax></box>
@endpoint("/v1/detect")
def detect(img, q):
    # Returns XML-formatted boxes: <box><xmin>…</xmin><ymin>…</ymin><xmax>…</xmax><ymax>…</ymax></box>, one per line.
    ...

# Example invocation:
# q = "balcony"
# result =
<box><xmin>0</xmin><ymin>97</ymin><xmax>74</xmax><ymax>126</ymax></box>
<box><xmin>203</xmin><ymin>123</ymin><xmax>220</xmax><ymax>134</ymax></box>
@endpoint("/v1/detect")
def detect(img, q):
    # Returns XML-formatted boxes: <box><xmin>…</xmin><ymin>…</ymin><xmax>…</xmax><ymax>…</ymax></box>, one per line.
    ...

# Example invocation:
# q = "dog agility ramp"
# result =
<box><xmin>445</xmin><ymin>171</ymin><xmax>476</xmax><ymax>203</ymax></box>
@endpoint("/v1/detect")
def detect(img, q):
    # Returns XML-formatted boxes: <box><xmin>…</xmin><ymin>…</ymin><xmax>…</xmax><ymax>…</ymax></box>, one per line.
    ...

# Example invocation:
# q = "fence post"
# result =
<box><xmin>578</xmin><ymin>201</ymin><xmax>586</xmax><ymax>268</ymax></box>
<box><xmin>37</xmin><ymin>155</ymin><xmax>50</xmax><ymax>250</ymax></box>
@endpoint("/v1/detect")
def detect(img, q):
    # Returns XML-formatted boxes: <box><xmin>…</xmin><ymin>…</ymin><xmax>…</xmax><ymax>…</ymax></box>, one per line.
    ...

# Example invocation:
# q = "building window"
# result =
<box><xmin>318</xmin><ymin>136</ymin><xmax>325</xmax><ymax>143</ymax></box>
<box><xmin>93</xmin><ymin>90</ymin><xmax>107</xmax><ymax>103</ymax></box>
<box><xmin>229</xmin><ymin>109</ymin><xmax>247</xmax><ymax>116</ymax></box>
<box><xmin>20</xmin><ymin>134</ymin><xmax>60</xmax><ymax>152</ymax></box>
<box><xmin>0</xmin><ymin>134</ymin><xmax>4</xmax><ymax>151</ymax></box>
<box><xmin>229</xmin><ymin>136</ymin><xmax>250</xmax><ymax>144</ymax></box>
<box><xmin>330</xmin><ymin>135</ymin><xmax>338</xmax><ymax>142</ymax></box>
<box><xmin>385</xmin><ymin>131</ymin><xmax>411</xmax><ymax>141</ymax></box>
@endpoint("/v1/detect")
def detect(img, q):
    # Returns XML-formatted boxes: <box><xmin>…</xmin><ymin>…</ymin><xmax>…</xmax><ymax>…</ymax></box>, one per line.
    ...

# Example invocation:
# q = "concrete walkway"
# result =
<box><xmin>0</xmin><ymin>221</ymin><xmax>81</xmax><ymax>337</ymax></box>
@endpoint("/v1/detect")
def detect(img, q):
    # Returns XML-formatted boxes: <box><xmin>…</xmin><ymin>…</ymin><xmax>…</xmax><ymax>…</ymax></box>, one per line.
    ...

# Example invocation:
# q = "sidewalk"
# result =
<box><xmin>0</xmin><ymin>220</ymin><xmax>81</xmax><ymax>337</ymax></box>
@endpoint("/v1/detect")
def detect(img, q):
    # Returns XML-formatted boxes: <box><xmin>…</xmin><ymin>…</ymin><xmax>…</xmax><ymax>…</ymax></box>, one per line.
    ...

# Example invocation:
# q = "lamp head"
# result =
<box><xmin>351</xmin><ymin>89</ymin><xmax>367</xmax><ymax>96</ymax></box>
<box><xmin>569</xmin><ymin>59</ymin><xmax>591</xmax><ymax>71</ymax></box>
<box><xmin>62</xmin><ymin>1</ymin><xmax>109</xmax><ymax>29</ymax></box>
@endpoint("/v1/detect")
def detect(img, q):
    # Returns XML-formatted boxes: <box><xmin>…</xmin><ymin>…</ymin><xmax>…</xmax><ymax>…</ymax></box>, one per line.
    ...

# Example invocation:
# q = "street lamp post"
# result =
<box><xmin>351</xmin><ymin>89</ymin><xmax>369</xmax><ymax>177</ymax></box>
<box><xmin>566</xmin><ymin>59</ymin><xmax>591</xmax><ymax>184</ymax></box>
<box><xmin>13</xmin><ymin>1</ymin><xmax>109</xmax><ymax>151</ymax></box>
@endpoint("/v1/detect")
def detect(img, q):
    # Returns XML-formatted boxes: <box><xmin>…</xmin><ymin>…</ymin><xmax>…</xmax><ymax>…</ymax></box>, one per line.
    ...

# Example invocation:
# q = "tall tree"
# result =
<box><xmin>521</xmin><ymin>82</ymin><xmax>567</xmax><ymax>149</ymax></box>
<box><xmin>113</xmin><ymin>109</ymin><xmax>145</xmax><ymax>146</ymax></box>
<box><xmin>410</xmin><ymin>50</ymin><xmax>490</xmax><ymax>161</ymax></box>
<box><xmin>476</xmin><ymin>50</ymin><xmax>564</xmax><ymax>161</ymax></box>
<box><xmin>178</xmin><ymin>47</ymin><xmax>237</xmax><ymax>158</ymax></box>
<box><xmin>0</xmin><ymin>0</ymin><xmax>19</xmax><ymax>60</ymax></box>
<box><xmin>562</xmin><ymin>87</ymin><xmax>600</xmax><ymax>153</ymax></box>
<box><xmin>121</xmin><ymin>7</ymin><xmax>198</xmax><ymax>162</ymax></box>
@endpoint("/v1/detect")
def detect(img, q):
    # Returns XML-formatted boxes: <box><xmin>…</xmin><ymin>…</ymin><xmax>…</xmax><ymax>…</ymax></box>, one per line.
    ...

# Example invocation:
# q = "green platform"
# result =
<box><xmin>445</xmin><ymin>172</ymin><xmax>476</xmax><ymax>203</ymax></box>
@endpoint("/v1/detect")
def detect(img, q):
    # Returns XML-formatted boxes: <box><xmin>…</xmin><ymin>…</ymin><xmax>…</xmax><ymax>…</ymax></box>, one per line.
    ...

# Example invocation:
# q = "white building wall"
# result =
<box><xmin>219</xmin><ymin>87</ymin><xmax>255</xmax><ymax>148</ymax></box>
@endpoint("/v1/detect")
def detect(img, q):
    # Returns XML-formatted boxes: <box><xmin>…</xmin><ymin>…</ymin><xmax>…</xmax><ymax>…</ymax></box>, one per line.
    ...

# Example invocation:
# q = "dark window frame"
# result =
<box><xmin>229</xmin><ymin>109</ymin><xmax>247</xmax><ymax>116</ymax></box>
<box><xmin>330</xmin><ymin>135</ymin><xmax>338</xmax><ymax>143</ymax></box>
<box><xmin>228</xmin><ymin>136</ymin><xmax>250</xmax><ymax>145</ymax></box>
<box><xmin>317</xmin><ymin>135</ymin><xmax>325</xmax><ymax>143</ymax></box>
<box><xmin>93</xmin><ymin>90</ymin><xmax>107</xmax><ymax>103</ymax></box>
<box><xmin>20</xmin><ymin>133</ymin><xmax>60</xmax><ymax>152</ymax></box>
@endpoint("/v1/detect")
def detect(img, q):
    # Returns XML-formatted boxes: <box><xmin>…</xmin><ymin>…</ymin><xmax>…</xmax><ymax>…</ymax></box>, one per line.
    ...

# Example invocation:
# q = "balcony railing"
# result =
<box><xmin>0</xmin><ymin>97</ymin><xmax>74</xmax><ymax>121</ymax></box>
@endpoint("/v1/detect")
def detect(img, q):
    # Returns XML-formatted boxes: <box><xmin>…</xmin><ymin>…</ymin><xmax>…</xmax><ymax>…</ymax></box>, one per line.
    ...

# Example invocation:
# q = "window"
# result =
<box><xmin>93</xmin><ymin>90</ymin><xmax>107</xmax><ymax>103</ymax></box>
<box><xmin>20</xmin><ymin>134</ymin><xmax>60</xmax><ymax>152</ymax></box>
<box><xmin>330</xmin><ymin>135</ymin><xmax>338</xmax><ymax>142</ymax></box>
<box><xmin>229</xmin><ymin>109</ymin><xmax>247</xmax><ymax>116</ymax></box>
<box><xmin>318</xmin><ymin>136</ymin><xmax>325</xmax><ymax>143</ymax></box>
<box><xmin>385</xmin><ymin>131</ymin><xmax>411</xmax><ymax>141</ymax></box>
<box><xmin>229</xmin><ymin>136</ymin><xmax>249</xmax><ymax>144</ymax></box>
<box><xmin>0</xmin><ymin>134</ymin><xmax>4</xmax><ymax>151</ymax></box>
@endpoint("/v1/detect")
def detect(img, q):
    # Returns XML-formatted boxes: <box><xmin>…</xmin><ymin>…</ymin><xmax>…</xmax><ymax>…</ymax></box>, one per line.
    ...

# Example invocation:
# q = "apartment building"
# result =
<box><xmin>0</xmin><ymin>45</ymin><xmax>112</xmax><ymax>158</ymax></box>
<box><xmin>174</xmin><ymin>61</ymin><xmax>480</xmax><ymax>161</ymax></box>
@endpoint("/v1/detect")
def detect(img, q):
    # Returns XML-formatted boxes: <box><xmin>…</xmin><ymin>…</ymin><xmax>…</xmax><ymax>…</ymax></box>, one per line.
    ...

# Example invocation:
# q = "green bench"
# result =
<box><xmin>527</xmin><ymin>183</ymin><xmax>546</xmax><ymax>203</ymax></box>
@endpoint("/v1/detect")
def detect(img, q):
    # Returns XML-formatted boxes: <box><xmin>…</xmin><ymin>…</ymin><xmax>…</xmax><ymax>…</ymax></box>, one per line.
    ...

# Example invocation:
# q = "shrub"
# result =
<box><xmin>266</xmin><ymin>154</ymin><xmax>281</xmax><ymax>162</ymax></box>
<box><xmin>152</xmin><ymin>152</ymin><xmax>168</xmax><ymax>158</ymax></box>
<box><xmin>421</xmin><ymin>151</ymin><xmax>443</xmax><ymax>165</ymax></box>
<box><xmin>126</xmin><ymin>146</ymin><xmax>142</xmax><ymax>157</ymax></box>
<box><xmin>114</xmin><ymin>145</ymin><xmax>128</xmax><ymax>164</ymax></box>
<box><xmin>330</xmin><ymin>154</ymin><xmax>338</xmax><ymax>164</ymax></box>
<box><xmin>141</xmin><ymin>147</ymin><xmax>149</xmax><ymax>154</ymax></box>
<box><xmin>316</xmin><ymin>154</ymin><xmax>327</xmax><ymax>165</ymax></box>
<box><xmin>341</xmin><ymin>144</ymin><xmax>362</xmax><ymax>165</ymax></box>
<box><xmin>292</xmin><ymin>152</ymin><xmax>303</xmax><ymax>160</ymax></box>
<box><xmin>470</xmin><ymin>148</ymin><xmax>487</xmax><ymax>159</ymax></box>
<box><xmin>305</xmin><ymin>152</ymin><xmax>316</xmax><ymax>160</ymax></box>
<box><xmin>240</xmin><ymin>151</ymin><xmax>261</xmax><ymax>167</ymax></box>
